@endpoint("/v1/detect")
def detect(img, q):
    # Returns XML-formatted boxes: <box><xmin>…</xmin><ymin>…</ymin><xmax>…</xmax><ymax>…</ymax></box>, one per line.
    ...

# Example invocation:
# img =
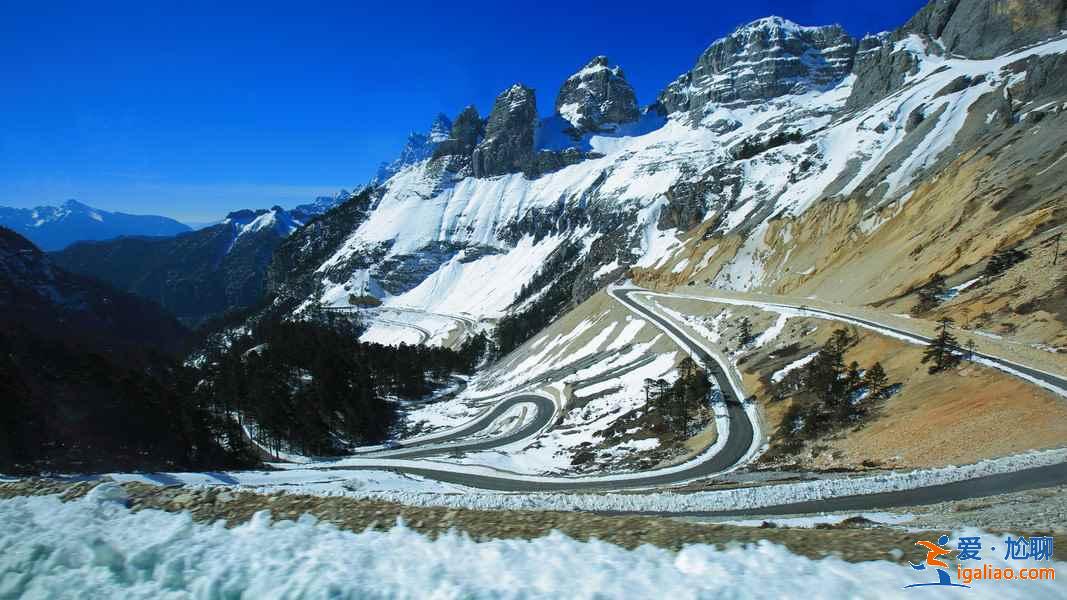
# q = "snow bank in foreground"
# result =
<box><xmin>2</xmin><ymin>489</ymin><xmax>1059</xmax><ymax>600</ymax></box>
<box><xmin>241</xmin><ymin>447</ymin><xmax>1067</xmax><ymax>513</ymax></box>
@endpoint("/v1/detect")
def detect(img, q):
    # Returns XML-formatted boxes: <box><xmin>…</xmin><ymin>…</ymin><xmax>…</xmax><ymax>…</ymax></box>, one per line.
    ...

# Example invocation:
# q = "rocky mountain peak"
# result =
<box><xmin>498</xmin><ymin>84</ymin><xmax>536</xmax><ymax>111</ymax></box>
<box><xmin>223</xmin><ymin>208</ymin><xmax>258</xmax><ymax>222</ymax></box>
<box><xmin>556</xmin><ymin>55</ymin><xmax>639</xmax><ymax>134</ymax></box>
<box><xmin>292</xmin><ymin>191</ymin><xmax>348</xmax><ymax>223</ymax></box>
<box><xmin>61</xmin><ymin>198</ymin><xmax>91</xmax><ymax>211</ymax></box>
<box><xmin>451</xmin><ymin>106</ymin><xmax>484</xmax><ymax>147</ymax></box>
<box><xmin>472</xmin><ymin>84</ymin><xmax>538</xmax><ymax>178</ymax></box>
<box><xmin>656</xmin><ymin>16</ymin><xmax>857</xmax><ymax>115</ymax></box>
<box><xmin>428</xmin><ymin>113</ymin><xmax>453</xmax><ymax>142</ymax></box>
<box><xmin>373</xmin><ymin>114</ymin><xmax>457</xmax><ymax>184</ymax></box>
<box><xmin>432</xmin><ymin>105</ymin><xmax>485</xmax><ymax>160</ymax></box>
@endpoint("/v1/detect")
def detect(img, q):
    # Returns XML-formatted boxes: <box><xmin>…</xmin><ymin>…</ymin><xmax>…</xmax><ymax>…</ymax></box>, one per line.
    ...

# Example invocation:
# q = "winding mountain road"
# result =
<box><xmin>313</xmin><ymin>285</ymin><xmax>1067</xmax><ymax>510</ymax></box>
<box><xmin>320</xmin><ymin>287</ymin><xmax>758</xmax><ymax>491</ymax></box>
<box><xmin>361</xmin><ymin>394</ymin><xmax>555</xmax><ymax>460</ymax></box>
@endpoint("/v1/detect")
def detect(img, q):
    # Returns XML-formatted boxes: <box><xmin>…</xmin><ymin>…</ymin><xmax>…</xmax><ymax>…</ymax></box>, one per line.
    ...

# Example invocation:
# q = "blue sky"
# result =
<box><xmin>0</xmin><ymin>0</ymin><xmax>927</xmax><ymax>223</ymax></box>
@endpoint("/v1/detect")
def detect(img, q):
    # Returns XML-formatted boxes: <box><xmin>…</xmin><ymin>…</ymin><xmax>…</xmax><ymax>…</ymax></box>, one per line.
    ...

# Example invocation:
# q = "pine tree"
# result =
<box><xmin>922</xmin><ymin>317</ymin><xmax>961</xmax><ymax>374</ymax></box>
<box><xmin>679</xmin><ymin>356</ymin><xmax>698</xmax><ymax>379</ymax></box>
<box><xmin>862</xmin><ymin>362</ymin><xmax>888</xmax><ymax>401</ymax></box>
<box><xmin>845</xmin><ymin>361</ymin><xmax>862</xmax><ymax>394</ymax></box>
<box><xmin>738</xmin><ymin>317</ymin><xmax>753</xmax><ymax>347</ymax></box>
<box><xmin>675</xmin><ymin>385</ymin><xmax>689</xmax><ymax>435</ymax></box>
<box><xmin>912</xmin><ymin>274</ymin><xmax>946</xmax><ymax>315</ymax></box>
<box><xmin>829</xmin><ymin>328</ymin><xmax>853</xmax><ymax>353</ymax></box>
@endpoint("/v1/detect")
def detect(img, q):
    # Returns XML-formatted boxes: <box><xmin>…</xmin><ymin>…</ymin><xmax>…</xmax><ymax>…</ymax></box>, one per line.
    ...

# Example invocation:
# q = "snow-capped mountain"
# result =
<box><xmin>291</xmin><ymin>189</ymin><xmax>352</xmax><ymax>222</ymax></box>
<box><xmin>262</xmin><ymin>0</ymin><xmax>1067</xmax><ymax>353</ymax></box>
<box><xmin>556</xmin><ymin>55</ymin><xmax>640</xmax><ymax>134</ymax></box>
<box><xmin>371</xmin><ymin>115</ymin><xmax>453</xmax><ymax>185</ymax></box>
<box><xmin>223</xmin><ymin>206</ymin><xmax>303</xmax><ymax>242</ymax></box>
<box><xmin>0</xmin><ymin>199</ymin><xmax>190</xmax><ymax>251</ymax></box>
<box><xmin>655</xmin><ymin>17</ymin><xmax>857</xmax><ymax>115</ymax></box>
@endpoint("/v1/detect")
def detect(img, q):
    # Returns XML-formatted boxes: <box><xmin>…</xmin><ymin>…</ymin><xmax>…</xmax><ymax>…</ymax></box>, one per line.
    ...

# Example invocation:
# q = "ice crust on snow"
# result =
<box><xmin>4</xmin><ymin>493</ymin><xmax>1063</xmax><ymax>599</ymax></box>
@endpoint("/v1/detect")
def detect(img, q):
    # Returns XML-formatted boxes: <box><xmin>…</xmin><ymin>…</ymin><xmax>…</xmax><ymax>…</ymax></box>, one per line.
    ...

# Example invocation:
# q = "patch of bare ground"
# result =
<box><xmin>759</xmin><ymin>325</ymin><xmax>1067</xmax><ymax>470</ymax></box>
<box><xmin>3</xmin><ymin>478</ymin><xmax>1063</xmax><ymax>563</ymax></box>
<box><xmin>647</xmin><ymin>296</ymin><xmax>1067</xmax><ymax>470</ymax></box>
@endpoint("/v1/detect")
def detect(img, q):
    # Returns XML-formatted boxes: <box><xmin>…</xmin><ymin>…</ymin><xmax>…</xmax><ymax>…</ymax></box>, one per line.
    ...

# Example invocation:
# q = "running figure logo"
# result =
<box><xmin>905</xmin><ymin>535</ymin><xmax>970</xmax><ymax>589</ymax></box>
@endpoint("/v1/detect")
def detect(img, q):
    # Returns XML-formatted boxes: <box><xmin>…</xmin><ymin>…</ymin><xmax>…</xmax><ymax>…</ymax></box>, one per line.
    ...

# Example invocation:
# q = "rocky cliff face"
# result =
<box><xmin>555</xmin><ymin>56</ymin><xmax>639</xmax><ymax>134</ymax></box>
<box><xmin>903</xmin><ymin>0</ymin><xmax>1066</xmax><ymax>59</ymax></box>
<box><xmin>375</xmin><ymin>61</ymin><xmax>639</xmax><ymax>183</ymax></box>
<box><xmin>472</xmin><ymin>85</ymin><xmax>538</xmax><ymax>178</ymax></box>
<box><xmin>432</xmin><ymin>105</ymin><xmax>484</xmax><ymax>161</ymax></box>
<box><xmin>656</xmin><ymin>17</ymin><xmax>857</xmax><ymax>116</ymax></box>
<box><xmin>850</xmin><ymin>0</ymin><xmax>1067</xmax><ymax>109</ymax></box>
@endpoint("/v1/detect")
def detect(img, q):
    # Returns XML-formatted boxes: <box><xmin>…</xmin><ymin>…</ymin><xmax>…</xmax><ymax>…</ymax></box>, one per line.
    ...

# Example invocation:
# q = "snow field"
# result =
<box><xmin>2</xmin><ymin>488</ymin><xmax>1061</xmax><ymax>599</ymax></box>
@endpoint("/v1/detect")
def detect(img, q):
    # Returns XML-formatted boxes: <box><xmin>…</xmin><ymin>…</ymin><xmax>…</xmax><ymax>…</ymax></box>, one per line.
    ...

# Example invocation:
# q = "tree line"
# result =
<box><xmin>0</xmin><ymin>324</ymin><xmax>259</xmax><ymax>474</ymax></box>
<box><xmin>195</xmin><ymin>314</ymin><xmax>488</xmax><ymax>457</ymax></box>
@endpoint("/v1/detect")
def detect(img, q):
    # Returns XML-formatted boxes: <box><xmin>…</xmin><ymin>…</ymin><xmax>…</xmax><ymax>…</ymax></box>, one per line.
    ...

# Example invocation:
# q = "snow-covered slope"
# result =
<box><xmin>275</xmin><ymin>1</ymin><xmax>1067</xmax><ymax>349</ymax></box>
<box><xmin>0</xmin><ymin>199</ymin><xmax>190</xmax><ymax>250</ymax></box>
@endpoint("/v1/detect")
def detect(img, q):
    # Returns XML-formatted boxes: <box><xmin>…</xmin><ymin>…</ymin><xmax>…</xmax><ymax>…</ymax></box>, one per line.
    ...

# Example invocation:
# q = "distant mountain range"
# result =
<box><xmin>51</xmin><ymin>192</ymin><xmax>351</xmax><ymax>326</ymax></box>
<box><xmin>0</xmin><ymin>199</ymin><xmax>191</xmax><ymax>251</ymax></box>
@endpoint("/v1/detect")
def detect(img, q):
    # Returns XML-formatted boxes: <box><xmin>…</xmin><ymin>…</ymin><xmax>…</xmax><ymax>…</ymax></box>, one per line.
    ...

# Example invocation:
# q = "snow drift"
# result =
<box><xmin>2</xmin><ymin>488</ymin><xmax>1061</xmax><ymax>599</ymax></box>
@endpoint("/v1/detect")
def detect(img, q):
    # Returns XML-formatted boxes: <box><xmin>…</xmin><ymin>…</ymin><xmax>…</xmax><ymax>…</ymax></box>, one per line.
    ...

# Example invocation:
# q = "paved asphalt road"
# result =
<box><xmin>362</xmin><ymin>394</ymin><xmax>555</xmax><ymax>460</ymax></box>
<box><xmin>654</xmin><ymin>462</ymin><xmax>1067</xmax><ymax>518</ymax></box>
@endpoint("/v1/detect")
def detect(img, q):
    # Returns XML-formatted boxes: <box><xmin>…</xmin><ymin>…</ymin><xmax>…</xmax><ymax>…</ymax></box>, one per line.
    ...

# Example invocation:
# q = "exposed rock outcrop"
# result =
<box><xmin>656</xmin><ymin>17</ymin><xmax>857</xmax><ymax>116</ymax></box>
<box><xmin>903</xmin><ymin>0</ymin><xmax>1066</xmax><ymax>60</ymax></box>
<box><xmin>850</xmin><ymin>0</ymin><xmax>1067</xmax><ymax>110</ymax></box>
<box><xmin>555</xmin><ymin>56</ymin><xmax>639</xmax><ymax>134</ymax></box>
<box><xmin>472</xmin><ymin>84</ymin><xmax>538</xmax><ymax>178</ymax></box>
<box><xmin>432</xmin><ymin>105</ymin><xmax>484</xmax><ymax>159</ymax></box>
